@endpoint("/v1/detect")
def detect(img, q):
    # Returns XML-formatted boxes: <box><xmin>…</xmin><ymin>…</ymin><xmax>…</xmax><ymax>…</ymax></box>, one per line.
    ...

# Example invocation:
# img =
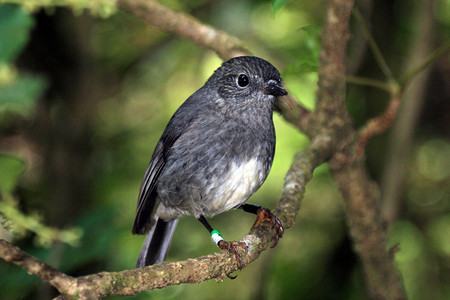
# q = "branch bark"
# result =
<box><xmin>1</xmin><ymin>135</ymin><xmax>328</xmax><ymax>298</ymax></box>
<box><xmin>117</xmin><ymin>0</ymin><xmax>311</xmax><ymax>133</ymax></box>
<box><xmin>117</xmin><ymin>0</ymin><xmax>246</xmax><ymax>61</ymax></box>
<box><xmin>0</xmin><ymin>240</ymin><xmax>78</xmax><ymax>295</ymax></box>
<box><xmin>310</xmin><ymin>0</ymin><xmax>406</xmax><ymax>298</ymax></box>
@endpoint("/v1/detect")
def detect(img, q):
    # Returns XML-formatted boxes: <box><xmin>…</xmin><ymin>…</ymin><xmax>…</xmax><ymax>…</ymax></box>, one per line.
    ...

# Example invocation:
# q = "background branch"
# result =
<box><xmin>117</xmin><ymin>0</ymin><xmax>246</xmax><ymax>61</ymax></box>
<box><xmin>352</xmin><ymin>3</ymin><xmax>448</xmax><ymax>150</ymax></box>
<box><xmin>310</xmin><ymin>0</ymin><xmax>406</xmax><ymax>298</ymax></box>
<box><xmin>117</xmin><ymin>0</ymin><xmax>311</xmax><ymax>133</ymax></box>
<box><xmin>356</xmin><ymin>32</ymin><xmax>448</xmax><ymax>152</ymax></box>
<box><xmin>353</xmin><ymin>8</ymin><xmax>396</xmax><ymax>83</ymax></box>
<box><xmin>0</xmin><ymin>193</ymin><xmax>82</xmax><ymax>247</ymax></box>
<box><xmin>381</xmin><ymin>0</ymin><xmax>441</xmax><ymax>225</ymax></box>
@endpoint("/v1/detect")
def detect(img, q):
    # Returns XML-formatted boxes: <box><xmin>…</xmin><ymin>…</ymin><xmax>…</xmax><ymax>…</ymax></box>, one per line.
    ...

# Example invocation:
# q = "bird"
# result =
<box><xmin>132</xmin><ymin>56</ymin><xmax>286</xmax><ymax>268</ymax></box>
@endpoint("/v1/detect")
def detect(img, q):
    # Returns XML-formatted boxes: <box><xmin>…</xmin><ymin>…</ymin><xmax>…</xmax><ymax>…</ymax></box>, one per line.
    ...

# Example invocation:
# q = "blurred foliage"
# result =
<box><xmin>272</xmin><ymin>0</ymin><xmax>289</xmax><ymax>16</ymax></box>
<box><xmin>0</xmin><ymin>154</ymin><xmax>25</xmax><ymax>194</ymax></box>
<box><xmin>0</xmin><ymin>0</ymin><xmax>449</xmax><ymax>299</ymax></box>
<box><xmin>0</xmin><ymin>5</ymin><xmax>33</xmax><ymax>62</ymax></box>
<box><xmin>0</xmin><ymin>195</ymin><xmax>83</xmax><ymax>247</ymax></box>
<box><xmin>0</xmin><ymin>154</ymin><xmax>82</xmax><ymax>248</ymax></box>
<box><xmin>0</xmin><ymin>0</ymin><xmax>82</xmax><ymax>273</ymax></box>
<box><xmin>0</xmin><ymin>5</ymin><xmax>47</xmax><ymax>118</ymax></box>
<box><xmin>1</xmin><ymin>0</ymin><xmax>117</xmax><ymax>17</ymax></box>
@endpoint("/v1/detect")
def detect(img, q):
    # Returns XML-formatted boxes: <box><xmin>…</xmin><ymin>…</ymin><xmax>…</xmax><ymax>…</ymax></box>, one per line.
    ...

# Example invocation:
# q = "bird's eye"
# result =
<box><xmin>237</xmin><ymin>74</ymin><xmax>249</xmax><ymax>87</ymax></box>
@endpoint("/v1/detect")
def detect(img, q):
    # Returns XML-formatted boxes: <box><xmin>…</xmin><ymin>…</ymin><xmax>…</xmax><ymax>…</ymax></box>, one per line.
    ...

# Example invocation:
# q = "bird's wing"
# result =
<box><xmin>132</xmin><ymin>141</ymin><xmax>165</xmax><ymax>234</ymax></box>
<box><xmin>132</xmin><ymin>100</ymin><xmax>201</xmax><ymax>234</ymax></box>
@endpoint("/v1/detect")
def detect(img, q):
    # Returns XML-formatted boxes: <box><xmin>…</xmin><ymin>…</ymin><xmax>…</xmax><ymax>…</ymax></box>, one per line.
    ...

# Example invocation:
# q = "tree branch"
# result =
<box><xmin>356</xmin><ymin>41</ymin><xmax>448</xmax><ymax>152</ymax></box>
<box><xmin>117</xmin><ymin>0</ymin><xmax>311</xmax><ymax>133</ymax></box>
<box><xmin>117</xmin><ymin>0</ymin><xmax>246</xmax><ymax>61</ymax></box>
<box><xmin>0</xmin><ymin>240</ymin><xmax>78</xmax><ymax>295</ymax></box>
<box><xmin>0</xmin><ymin>137</ymin><xmax>328</xmax><ymax>298</ymax></box>
<box><xmin>310</xmin><ymin>0</ymin><xmax>406</xmax><ymax>298</ymax></box>
<box><xmin>353</xmin><ymin>8</ymin><xmax>396</xmax><ymax>82</ymax></box>
<box><xmin>354</xmin><ymin>11</ymin><xmax>448</xmax><ymax>151</ymax></box>
<box><xmin>357</xmin><ymin>93</ymin><xmax>401</xmax><ymax>153</ymax></box>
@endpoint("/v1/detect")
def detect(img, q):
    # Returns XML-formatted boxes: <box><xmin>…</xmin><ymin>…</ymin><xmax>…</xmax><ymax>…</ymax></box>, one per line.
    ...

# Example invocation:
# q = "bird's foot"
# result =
<box><xmin>252</xmin><ymin>208</ymin><xmax>284</xmax><ymax>247</ymax></box>
<box><xmin>218</xmin><ymin>240</ymin><xmax>247</xmax><ymax>269</ymax></box>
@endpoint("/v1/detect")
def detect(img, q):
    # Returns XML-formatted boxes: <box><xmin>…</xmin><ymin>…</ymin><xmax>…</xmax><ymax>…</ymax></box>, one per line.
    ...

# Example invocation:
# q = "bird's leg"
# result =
<box><xmin>238</xmin><ymin>204</ymin><xmax>284</xmax><ymax>247</ymax></box>
<box><xmin>197</xmin><ymin>215</ymin><xmax>247</xmax><ymax>269</ymax></box>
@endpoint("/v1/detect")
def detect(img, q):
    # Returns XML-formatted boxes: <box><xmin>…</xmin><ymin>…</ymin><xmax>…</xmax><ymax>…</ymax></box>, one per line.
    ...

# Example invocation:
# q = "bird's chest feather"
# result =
<box><xmin>157</xmin><ymin>111</ymin><xmax>274</xmax><ymax>218</ymax></box>
<box><xmin>204</xmin><ymin>155</ymin><xmax>266</xmax><ymax>216</ymax></box>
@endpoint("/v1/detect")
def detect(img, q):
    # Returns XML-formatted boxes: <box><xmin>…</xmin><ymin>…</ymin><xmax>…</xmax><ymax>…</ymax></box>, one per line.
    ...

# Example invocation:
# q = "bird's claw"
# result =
<box><xmin>252</xmin><ymin>208</ymin><xmax>284</xmax><ymax>248</ymax></box>
<box><xmin>218</xmin><ymin>240</ymin><xmax>247</xmax><ymax>269</ymax></box>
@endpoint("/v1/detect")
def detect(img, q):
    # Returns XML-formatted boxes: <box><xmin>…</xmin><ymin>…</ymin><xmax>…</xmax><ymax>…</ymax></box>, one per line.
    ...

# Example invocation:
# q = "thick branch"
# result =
<box><xmin>308</xmin><ymin>0</ymin><xmax>354</xmax><ymax>138</ymax></box>
<box><xmin>310</xmin><ymin>0</ymin><xmax>406</xmax><ymax>299</ymax></box>
<box><xmin>0</xmin><ymin>240</ymin><xmax>78</xmax><ymax>295</ymax></box>
<box><xmin>329</xmin><ymin>140</ymin><xmax>406</xmax><ymax>299</ymax></box>
<box><xmin>0</xmin><ymin>138</ymin><xmax>329</xmax><ymax>298</ymax></box>
<box><xmin>117</xmin><ymin>0</ymin><xmax>246</xmax><ymax>61</ymax></box>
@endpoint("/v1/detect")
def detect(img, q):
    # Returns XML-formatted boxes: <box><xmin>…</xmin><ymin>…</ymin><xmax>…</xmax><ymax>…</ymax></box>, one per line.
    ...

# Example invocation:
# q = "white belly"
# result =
<box><xmin>206</xmin><ymin>157</ymin><xmax>265</xmax><ymax>216</ymax></box>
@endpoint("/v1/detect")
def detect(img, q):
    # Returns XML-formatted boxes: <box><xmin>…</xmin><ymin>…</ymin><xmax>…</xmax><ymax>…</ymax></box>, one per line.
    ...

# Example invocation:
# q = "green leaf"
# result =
<box><xmin>0</xmin><ymin>72</ymin><xmax>48</xmax><ymax>116</ymax></box>
<box><xmin>0</xmin><ymin>153</ymin><xmax>26</xmax><ymax>194</ymax></box>
<box><xmin>299</xmin><ymin>25</ymin><xmax>321</xmax><ymax>59</ymax></box>
<box><xmin>0</xmin><ymin>5</ymin><xmax>34</xmax><ymax>63</ymax></box>
<box><xmin>272</xmin><ymin>0</ymin><xmax>289</xmax><ymax>16</ymax></box>
<box><xmin>283</xmin><ymin>25</ymin><xmax>321</xmax><ymax>76</ymax></box>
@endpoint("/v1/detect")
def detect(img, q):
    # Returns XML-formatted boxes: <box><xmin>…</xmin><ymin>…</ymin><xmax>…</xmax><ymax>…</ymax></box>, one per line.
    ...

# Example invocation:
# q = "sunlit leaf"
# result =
<box><xmin>299</xmin><ymin>25</ymin><xmax>321</xmax><ymax>57</ymax></box>
<box><xmin>272</xmin><ymin>0</ymin><xmax>289</xmax><ymax>16</ymax></box>
<box><xmin>0</xmin><ymin>5</ymin><xmax>34</xmax><ymax>63</ymax></box>
<box><xmin>0</xmin><ymin>72</ymin><xmax>48</xmax><ymax>116</ymax></box>
<box><xmin>0</xmin><ymin>154</ymin><xmax>26</xmax><ymax>194</ymax></box>
<box><xmin>283</xmin><ymin>25</ymin><xmax>321</xmax><ymax>76</ymax></box>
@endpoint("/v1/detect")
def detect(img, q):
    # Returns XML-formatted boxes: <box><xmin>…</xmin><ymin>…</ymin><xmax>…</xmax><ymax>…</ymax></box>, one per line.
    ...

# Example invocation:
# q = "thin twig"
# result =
<box><xmin>400</xmin><ymin>40</ymin><xmax>450</xmax><ymax>88</ymax></box>
<box><xmin>357</xmin><ymin>93</ymin><xmax>401</xmax><ymax>153</ymax></box>
<box><xmin>356</xmin><ymin>38</ymin><xmax>449</xmax><ymax>150</ymax></box>
<box><xmin>346</xmin><ymin>75</ymin><xmax>393</xmax><ymax>92</ymax></box>
<box><xmin>353</xmin><ymin>8</ymin><xmax>396</xmax><ymax>83</ymax></box>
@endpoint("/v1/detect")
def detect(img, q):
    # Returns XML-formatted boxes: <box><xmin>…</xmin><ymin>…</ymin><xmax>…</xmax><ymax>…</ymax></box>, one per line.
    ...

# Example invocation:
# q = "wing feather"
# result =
<box><xmin>132</xmin><ymin>144</ymin><xmax>165</xmax><ymax>234</ymax></box>
<box><xmin>132</xmin><ymin>97</ymin><xmax>203</xmax><ymax>234</ymax></box>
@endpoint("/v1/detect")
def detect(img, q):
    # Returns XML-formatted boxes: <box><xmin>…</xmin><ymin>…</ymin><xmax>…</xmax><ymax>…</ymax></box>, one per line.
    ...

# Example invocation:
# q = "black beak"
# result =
<box><xmin>264</xmin><ymin>81</ymin><xmax>288</xmax><ymax>97</ymax></box>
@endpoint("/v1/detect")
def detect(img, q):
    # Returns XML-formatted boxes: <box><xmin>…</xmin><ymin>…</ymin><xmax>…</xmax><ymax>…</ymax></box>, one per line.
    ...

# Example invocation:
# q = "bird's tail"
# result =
<box><xmin>136</xmin><ymin>217</ymin><xmax>179</xmax><ymax>268</ymax></box>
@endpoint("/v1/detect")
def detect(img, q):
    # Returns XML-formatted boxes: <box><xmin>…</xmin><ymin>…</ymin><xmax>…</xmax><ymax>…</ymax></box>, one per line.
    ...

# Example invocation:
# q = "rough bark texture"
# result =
<box><xmin>310</xmin><ymin>1</ymin><xmax>406</xmax><ymax>298</ymax></box>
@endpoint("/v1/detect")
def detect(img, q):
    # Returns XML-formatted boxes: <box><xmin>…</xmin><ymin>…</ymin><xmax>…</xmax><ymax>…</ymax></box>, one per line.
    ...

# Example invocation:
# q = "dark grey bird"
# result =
<box><xmin>132</xmin><ymin>56</ymin><xmax>286</xmax><ymax>268</ymax></box>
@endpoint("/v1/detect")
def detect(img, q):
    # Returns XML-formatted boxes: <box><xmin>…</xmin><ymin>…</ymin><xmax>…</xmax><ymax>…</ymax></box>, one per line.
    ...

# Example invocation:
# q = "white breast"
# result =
<box><xmin>206</xmin><ymin>157</ymin><xmax>265</xmax><ymax>216</ymax></box>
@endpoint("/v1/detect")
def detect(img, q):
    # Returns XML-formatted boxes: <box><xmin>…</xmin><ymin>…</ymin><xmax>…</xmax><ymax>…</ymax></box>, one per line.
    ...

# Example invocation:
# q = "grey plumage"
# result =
<box><xmin>133</xmin><ymin>56</ymin><xmax>287</xmax><ymax>268</ymax></box>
